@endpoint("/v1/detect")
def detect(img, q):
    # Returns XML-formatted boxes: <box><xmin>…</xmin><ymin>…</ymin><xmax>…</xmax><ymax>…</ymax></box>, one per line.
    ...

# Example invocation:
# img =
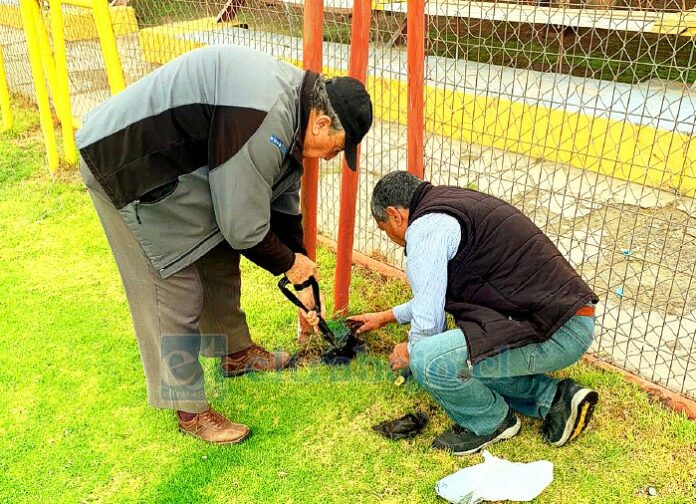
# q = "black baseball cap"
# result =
<box><xmin>325</xmin><ymin>77</ymin><xmax>373</xmax><ymax>171</ymax></box>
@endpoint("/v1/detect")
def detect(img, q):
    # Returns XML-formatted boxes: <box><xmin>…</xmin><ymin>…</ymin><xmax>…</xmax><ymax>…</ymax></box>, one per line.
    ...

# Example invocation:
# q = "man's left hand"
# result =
<box><xmin>299</xmin><ymin>291</ymin><xmax>326</xmax><ymax>333</ymax></box>
<box><xmin>389</xmin><ymin>342</ymin><xmax>409</xmax><ymax>371</ymax></box>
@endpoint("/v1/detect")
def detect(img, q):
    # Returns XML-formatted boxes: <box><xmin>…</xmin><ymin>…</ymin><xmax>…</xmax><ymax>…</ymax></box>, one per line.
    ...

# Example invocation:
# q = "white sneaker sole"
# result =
<box><xmin>552</xmin><ymin>388</ymin><xmax>599</xmax><ymax>447</ymax></box>
<box><xmin>452</xmin><ymin>415</ymin><xmax>522</xmax><ymax>455</ymax></box>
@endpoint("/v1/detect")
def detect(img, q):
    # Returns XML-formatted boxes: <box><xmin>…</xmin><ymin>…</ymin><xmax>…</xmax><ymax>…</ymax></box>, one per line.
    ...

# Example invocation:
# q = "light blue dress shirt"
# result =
<box><xmin>391</xmin><ymin>213</ymin><xmax>461</xmax><ymax>351</ymax></box>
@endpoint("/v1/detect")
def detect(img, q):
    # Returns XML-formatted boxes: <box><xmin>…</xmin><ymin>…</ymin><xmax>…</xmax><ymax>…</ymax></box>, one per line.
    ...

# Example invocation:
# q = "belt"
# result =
<box><xmin>576</xmin><ymin>305</ymin><xmax>596</xmax><ymax>317</ymax></box>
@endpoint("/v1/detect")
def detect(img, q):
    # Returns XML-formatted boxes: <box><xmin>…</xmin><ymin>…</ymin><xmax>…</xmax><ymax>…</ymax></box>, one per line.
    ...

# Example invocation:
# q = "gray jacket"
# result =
<box><xmin>77</xmin><ymin>45</ymin><xmax>316</xmax><ymax>277</ymax></box>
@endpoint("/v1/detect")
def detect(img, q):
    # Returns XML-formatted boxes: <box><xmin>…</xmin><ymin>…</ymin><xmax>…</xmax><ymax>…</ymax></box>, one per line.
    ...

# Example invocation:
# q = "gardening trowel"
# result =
<box><xmin>278</xmin><ymin>276</ymin><xmax>365</xmax><ymax>365</ymax></box>
<box><xmin>277</xmin><ymin>275</ymin><xmax>338</xmax><ymax>347</ymax></box>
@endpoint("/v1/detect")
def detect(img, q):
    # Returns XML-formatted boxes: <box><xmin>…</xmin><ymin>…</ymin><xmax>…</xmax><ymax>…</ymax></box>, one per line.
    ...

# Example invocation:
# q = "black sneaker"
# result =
<box><xmin>432</xmin><ymin>409</ymin><xmax>521</xmax><ymax>455</ymax></box>
<box><xmin>542</xmin><ymin>378</ymin><xmax>598</xmax><ymax>447</ymax></box>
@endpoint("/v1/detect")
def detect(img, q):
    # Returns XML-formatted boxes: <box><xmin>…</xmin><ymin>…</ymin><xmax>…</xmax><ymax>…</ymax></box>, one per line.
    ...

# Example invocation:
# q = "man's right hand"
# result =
<box><xmin>347</xmin><ymin>310</ymin><xmax>396</xmax><ymax>334</ymax></box>
<box><xmin>299</xmin><ymin>292</ymin><xmax>326</xmax><ymax>333</ymax></box>
<box><xmin>285</xmin><ymin>253</ymin><xmax>318</xmax><ymax>286</ymax></box>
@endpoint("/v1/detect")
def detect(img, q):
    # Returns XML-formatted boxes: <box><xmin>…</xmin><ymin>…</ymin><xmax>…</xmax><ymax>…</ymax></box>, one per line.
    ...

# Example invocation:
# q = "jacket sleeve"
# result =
<box><xmin>242</xmin><ymin>228</ymin><xmax>296</xmax><ymax>274</ymax></box>
<box><xmin>270</xmin><ymin>211</ymin><xmax>307</xmax><ymax>255</ymax></box>
<box><xmin>270</xmin><ymin>177</ymin><xmax>306</xmax><ymax>255</ymax></box>
<box><xmin>207</xmin><ymin>102</ymin><xmax>297</xmax><ymax>275</ymax></box>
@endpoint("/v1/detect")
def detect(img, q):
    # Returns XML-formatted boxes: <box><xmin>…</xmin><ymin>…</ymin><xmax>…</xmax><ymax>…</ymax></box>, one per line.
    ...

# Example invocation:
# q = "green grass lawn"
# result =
<box><xmin>0</xmin><ymin>109</ymin><xmax>695</xmax><ymax>503</ymax></box>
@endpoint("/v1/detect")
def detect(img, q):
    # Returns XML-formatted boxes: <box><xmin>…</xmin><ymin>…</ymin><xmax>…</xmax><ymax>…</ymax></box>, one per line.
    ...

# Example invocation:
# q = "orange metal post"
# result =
<box><xmin>301</xmin><ymin>0</ymin><xmax>323</xmax><ymax>260</ymax></box>
<box><xmin>407</xmin><ymin>0</ymin><xmax>425</xmax><ymax>178</ymax></box>
<box><xmin>333</xmin><ymin>0</ymin><xmax>371</xmax><ymax>315</ymax></box>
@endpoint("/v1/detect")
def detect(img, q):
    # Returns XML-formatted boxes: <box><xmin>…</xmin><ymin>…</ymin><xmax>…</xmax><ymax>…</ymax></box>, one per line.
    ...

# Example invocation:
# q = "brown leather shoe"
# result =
<box><xmin>178</xmin><ymin>408</ymin><xmax>250</xmax><ymax>445</ymax></box>
<box><xmin>220</xmin><ymin>344</ymin><xmax>291</xmax><ymax>377</ymax></box>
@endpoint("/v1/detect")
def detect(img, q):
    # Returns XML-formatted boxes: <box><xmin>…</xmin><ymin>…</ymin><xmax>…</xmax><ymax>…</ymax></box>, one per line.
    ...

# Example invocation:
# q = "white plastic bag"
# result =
<box><xmin>435</xmin><ymin>450</ymin><xmax>554</xmax><ymax>503</ymax></box>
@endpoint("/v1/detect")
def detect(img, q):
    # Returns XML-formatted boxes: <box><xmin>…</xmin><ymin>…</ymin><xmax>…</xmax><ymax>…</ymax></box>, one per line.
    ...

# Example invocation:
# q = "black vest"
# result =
<box><xmin>408</xmin><ymin>182</ymin><xmax>598</xmax><ymax>364</ymax></box>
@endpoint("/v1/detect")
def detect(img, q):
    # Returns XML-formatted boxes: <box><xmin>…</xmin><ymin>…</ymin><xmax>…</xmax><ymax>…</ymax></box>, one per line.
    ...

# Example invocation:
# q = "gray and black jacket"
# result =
<box><xmin>77</xmin><ymin>45</ymin><xmax>316</xmax><ymax>277</ymax></box>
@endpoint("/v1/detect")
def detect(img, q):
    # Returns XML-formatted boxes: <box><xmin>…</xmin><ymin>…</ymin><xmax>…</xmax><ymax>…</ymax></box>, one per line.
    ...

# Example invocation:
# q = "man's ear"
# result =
<box><xmin>386</xmin><ymin>206</ymin><xmax>402</xmax><ymax>223</ymax></box>
<box><xmin>395</xmin><ymin>208</ymin><xmax>410</xmax><ymax>227</ymax></box>
<box><xmin>312</xmin><ymin>114</ymin><xmax>332</xmax><ymax>134</ymax></box>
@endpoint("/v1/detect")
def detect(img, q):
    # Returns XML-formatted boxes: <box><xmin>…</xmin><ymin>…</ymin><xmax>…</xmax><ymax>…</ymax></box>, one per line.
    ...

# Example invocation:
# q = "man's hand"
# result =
<box><xmin>299</xmin><ymin>293</ymin><xmax>326</xmax><ymax>333</ymax></box>
<box><xmin>285</xmin><ymin>253</ymin><xmax>318</xmax><ymax>285</ymax></box>
<box><xmin>347</xmin><ymin>310</ymin><xmax>396</xmax><ymax>334</ymax></box>
<box><xmin>389</xmin><ymin>342</ymin><xmax>409</xmax><ymax>371</ymax></box>
<box><xmin>296</xmin><ymin>286</ymin><xmax>316</xmax><ymax>312</ymax></box>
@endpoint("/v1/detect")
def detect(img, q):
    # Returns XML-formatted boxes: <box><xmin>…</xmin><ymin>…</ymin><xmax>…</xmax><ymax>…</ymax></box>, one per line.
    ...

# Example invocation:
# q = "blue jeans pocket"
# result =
<box><xmin>517</xmin><ymin>316</ymin><xmax>594</xmax><ymax>375</ymax></box>
<box><xmin>563</xmin><ymin>315</ymin><xmax>595</xmax><ymax>354</ymax></box>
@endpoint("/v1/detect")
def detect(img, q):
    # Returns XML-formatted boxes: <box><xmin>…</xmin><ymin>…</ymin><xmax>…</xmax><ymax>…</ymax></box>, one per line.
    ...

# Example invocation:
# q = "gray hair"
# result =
<box><xmin>371</xmin><ymin>171</ymin><xmax>422</xmax><ymax>222</ymax></box>
<box><xmin>311</xmin><ymin>76</ymin><xmax>343</xmax><ymax>133</ymax></box>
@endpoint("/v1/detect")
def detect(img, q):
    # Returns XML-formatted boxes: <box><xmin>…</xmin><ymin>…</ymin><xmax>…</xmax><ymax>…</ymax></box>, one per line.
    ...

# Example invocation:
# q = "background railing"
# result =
<box><xmin>0</xmin><ymin>0</ymin><xmax>694</xmax><ymax>400</ymax></box>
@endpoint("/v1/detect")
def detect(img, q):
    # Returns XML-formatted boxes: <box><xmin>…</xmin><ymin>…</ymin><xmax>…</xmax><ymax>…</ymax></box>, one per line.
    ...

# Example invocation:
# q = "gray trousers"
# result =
<box><xmin>80</xmin><ymin>160</ymin><xmax>252</xmax><ymax>413</ymax></box>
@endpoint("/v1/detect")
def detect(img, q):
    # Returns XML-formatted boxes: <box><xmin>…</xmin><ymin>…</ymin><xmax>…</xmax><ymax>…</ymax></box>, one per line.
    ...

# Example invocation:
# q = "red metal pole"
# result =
<box><xmin>333</xmin><ymin>0</ymin><xmax>371</xmax><ymax>315</ymax></box>
<box><xmin>301</xmin><ymin>0</ymin><xmax>324</xmax><ymax>260</ymax></box>
<box><xmin>407</xmin><ymin>0</ymin><xmax>425</xmax><ymax>179</ymax></box>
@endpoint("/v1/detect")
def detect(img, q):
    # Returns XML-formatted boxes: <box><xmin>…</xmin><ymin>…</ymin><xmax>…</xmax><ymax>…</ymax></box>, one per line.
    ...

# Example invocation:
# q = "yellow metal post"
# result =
<box><xmin>30</xmin><ymin>0</ymin><xmax>64</xmax><ymax>123</ymax></box>
<box><xmin>20</xmin><ymin>0</ymin><xmax>60</xmax><ymax>171</ymax></box>
<box><xmin>49</xmin><ymin>0</ymin><xmax>77</xmax><ymax>164</ymax></box>
<box><xmin>90</xmin><ymin>0</ymin><xmax>125</xmax><ymax>94</ymax></box>
<box><xmin>64</xmin><ymin>0</ymin><xmax>93</xmax><ymax>8</ymax></box>
<box><xmin>0</xmin><ymin>46</ymin><xmax>14</xmax><ymax>132</ymax></box>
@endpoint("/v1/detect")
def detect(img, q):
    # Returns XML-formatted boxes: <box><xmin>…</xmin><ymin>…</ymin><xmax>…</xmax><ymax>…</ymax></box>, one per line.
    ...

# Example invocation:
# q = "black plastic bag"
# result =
<box><xmin>321</xmin><ymin>320</ymin><xmax>365</xmax><ymax>365</ymax></box>
<box><xmin>287</xmin><ymin>319</ymin><xmax>365</xmax><ymax>368</ymax></box>
<box><xmin>372</xmin><ymin>412</ymin><xmax>429</xmax><ymax>440</ymax></box>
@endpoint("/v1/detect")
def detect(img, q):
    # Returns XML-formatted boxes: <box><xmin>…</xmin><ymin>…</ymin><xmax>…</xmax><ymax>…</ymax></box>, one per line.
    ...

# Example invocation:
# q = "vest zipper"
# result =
<box><xmin>134</xmin><ymin>200</ymin><xmax>142</xmax><ymax>224</ymax></box>
<box><xmin>460</xmin><ymin>327</ymin><xmax>474</xmax><ymax>370</ymax></box>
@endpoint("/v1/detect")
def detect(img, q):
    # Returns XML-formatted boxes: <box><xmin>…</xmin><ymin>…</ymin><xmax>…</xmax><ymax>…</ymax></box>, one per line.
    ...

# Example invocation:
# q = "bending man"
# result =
<box><xmin>78</xmin><ymin>45</ymin><xmax>372</xmax><ymax>444</ymax></box>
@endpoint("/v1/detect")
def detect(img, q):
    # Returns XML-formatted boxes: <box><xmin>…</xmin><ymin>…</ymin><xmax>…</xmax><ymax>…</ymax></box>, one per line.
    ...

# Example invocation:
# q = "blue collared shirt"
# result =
<box><xmin>392</xmin><ymin>213</ymin><xmax>461</xmax><ymax>351</ymax></box>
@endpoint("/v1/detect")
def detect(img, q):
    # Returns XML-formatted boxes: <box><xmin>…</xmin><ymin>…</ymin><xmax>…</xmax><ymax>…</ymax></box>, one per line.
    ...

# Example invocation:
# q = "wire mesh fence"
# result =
<box><xmin>420</xmin><ymin>0</ymin><xmax>696</xmax><ymax>400</ymax></box>
<box><xmin>0</xmin><ymin>0</ymin><xmax>694</xmax><ymax>398</ymax></box>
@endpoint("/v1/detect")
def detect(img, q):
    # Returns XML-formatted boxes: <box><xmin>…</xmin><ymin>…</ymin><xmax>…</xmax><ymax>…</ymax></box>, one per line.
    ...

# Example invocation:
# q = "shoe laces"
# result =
<box><xmin>243</xmin><ymin>344</ymin><xmax>273</xmax><ymax>359</ymax></box>
<box><xmin>249</xmin><ymin>344</ymin><xmax>268</xmax><ymax>354</ymax></box>
<box><xmin>199</xmin><ymin>409</ymin><xmax>226</xmax><ymax>427</ymax></box>
<box><xmin>452</xmin><ymin>424</ymin><xmax>473</xmax><ymax>435</ymax></box>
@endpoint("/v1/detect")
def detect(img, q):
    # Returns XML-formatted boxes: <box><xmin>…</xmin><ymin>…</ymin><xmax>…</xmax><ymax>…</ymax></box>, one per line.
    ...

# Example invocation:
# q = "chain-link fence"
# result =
<box><xmin>418</xmin><ymin>0</ymin><xmax>696</xmax><ymax>400</ymax></box>
<box><xmin>0</xmin><ymin>0</ymin><xmax>694</xmax><ymax>399</ymax></box>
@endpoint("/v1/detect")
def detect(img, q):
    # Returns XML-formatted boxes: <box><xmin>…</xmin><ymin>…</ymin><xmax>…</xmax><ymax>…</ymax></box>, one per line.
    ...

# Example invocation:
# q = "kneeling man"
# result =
<box><xmin>351</xmin><ymin>171</ymin><xmax>599</xmax><ymax>454</ymax></box>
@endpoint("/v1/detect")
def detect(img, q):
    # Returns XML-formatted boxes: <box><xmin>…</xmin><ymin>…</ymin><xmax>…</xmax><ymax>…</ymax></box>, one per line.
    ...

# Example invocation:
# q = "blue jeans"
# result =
<box><xmin>409</xmin><ymin>314</ymin><xmax>595</xmax><ymax>436</ymax></box>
